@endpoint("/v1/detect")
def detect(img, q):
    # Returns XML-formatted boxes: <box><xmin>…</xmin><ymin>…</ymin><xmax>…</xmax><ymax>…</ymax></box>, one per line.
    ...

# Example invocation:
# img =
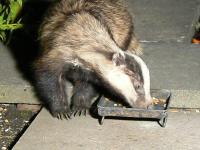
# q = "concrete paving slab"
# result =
<box><xmin>0</xmin><ymin>43</ymin><xmax>40</xmax><ymax>104</ymax></box>
<box><xmin>0</xmin><ymin>43</ymin><xmax>28</xmax><ymax>86</ymax></box>
<box><xmin>13</xmin><ymin>108</ymin><xmax>200</xmax><ymax>150</ymax></box>
<box><xmin>142</xmin><ymin>42</ymin><xmax>200</xmax><ymax>90</ymax></box>
<box><xmin>171</xmin><ymin>90</ymin><xmax>200</xmax><ymax>108</ymax></box>
<box><xmin>142</xmin><ymin>42</ymin><xmax>200</xmax><ymax>108</ymax></box>
<box><xmin>127</xmin><ymin>0</ymin><xmax>200</xmax><ymax>42</ymax></box>
<box><xmin>0</xmin><ymin>85</ymin><xmax>40</xmax><ymax>104</ymax></box>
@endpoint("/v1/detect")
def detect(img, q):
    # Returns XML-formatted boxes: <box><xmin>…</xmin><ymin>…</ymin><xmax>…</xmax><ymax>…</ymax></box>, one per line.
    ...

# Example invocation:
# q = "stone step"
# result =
<box><xmin>13</xmin><ymin>108</ymin><xmax>200</xmax><ymax>150</ymax></box>
<box><xmin>128</xmin><ymin>0</ymin><xmax>200</xmax><ymax>42</ymax></box>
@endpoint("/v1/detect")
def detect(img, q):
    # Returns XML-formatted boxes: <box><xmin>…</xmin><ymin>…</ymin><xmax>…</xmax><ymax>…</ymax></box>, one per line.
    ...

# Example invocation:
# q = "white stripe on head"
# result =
<box><xmin>128</xmin><ymin>53</ymin><xmax>151</xmax><ymax>102</ymax></box>
<box><xmin>95</xmin><ymin>60</ymin><xmax>138</xmax><ymax>107</ymax></box>
<box><xmin>106</xmin><ymin>68</ymin><xmax>137</xmax><ymax>106</ymax></box>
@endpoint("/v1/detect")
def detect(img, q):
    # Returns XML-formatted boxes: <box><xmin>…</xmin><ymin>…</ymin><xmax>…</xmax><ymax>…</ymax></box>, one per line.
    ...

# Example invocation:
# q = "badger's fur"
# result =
<box><xmin>35</xmin><ymin>0</ymin><xmax>151</xmax><ymax>117</ymax></box>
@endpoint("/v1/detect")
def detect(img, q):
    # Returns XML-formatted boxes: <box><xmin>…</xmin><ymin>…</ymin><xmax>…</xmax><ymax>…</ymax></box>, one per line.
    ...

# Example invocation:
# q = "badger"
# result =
<box><xmin>34</xmin><ymin>0</ymin><xmax>152</xmax><ymax>118</ymax></box>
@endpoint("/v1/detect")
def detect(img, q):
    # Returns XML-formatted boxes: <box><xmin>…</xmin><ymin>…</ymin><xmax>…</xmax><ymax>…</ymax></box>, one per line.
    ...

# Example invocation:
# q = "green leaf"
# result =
<box><xmin>0</xmin><ymin>0</ymin><xmax>24</xmax><ymax>43</ymax></box>
<box><xmin>9</xmin><ymin>0</ymin><xmax>23</xmax><ymax>22</ymax></box>
<box><xmin>17</xmin><ymin>0</ymin><xmax>23</xmax><ymax>6</ymax></box>
<box><xmin>0</xmin><ymin>23</ymin><xmax>23</xmax><ymax>30</ymax></box>
<box><xmin>4</xmin><ymin>6</ymin><xmax>10</xmax><ymax>23</ymax></box>
<box><xmin>0</xmin><ymin>31</ymin><xmax>7</xmax><ymax>42</ymax></box>
<box><xmin>0</xmin><ymin>15</ymin><xmax>5</xmax><ymax>24</ymax></box>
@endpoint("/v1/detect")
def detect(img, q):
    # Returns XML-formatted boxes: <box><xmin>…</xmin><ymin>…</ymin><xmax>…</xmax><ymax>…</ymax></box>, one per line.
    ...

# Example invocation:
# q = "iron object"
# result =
<box><xmin>97</xmin><ymin>89</ymin><xmax>171</xmax><ymax>127</ymax></box>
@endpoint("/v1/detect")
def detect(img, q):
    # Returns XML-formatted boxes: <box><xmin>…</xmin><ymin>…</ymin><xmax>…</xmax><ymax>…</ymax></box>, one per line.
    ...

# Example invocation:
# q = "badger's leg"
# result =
<box><xmin>34</xmin><ymin>58</ymin><xmax>71</xmax><ymax>118</ymax></box>
<box><xmin>71</xmin><ymin>82</ymin><xmax>99</xmax><ymax>114</ymax></box>
<box><xmin>126</xmin><ymin>35</ymin><xmax>143</xmax><ymax>56</ymax></box>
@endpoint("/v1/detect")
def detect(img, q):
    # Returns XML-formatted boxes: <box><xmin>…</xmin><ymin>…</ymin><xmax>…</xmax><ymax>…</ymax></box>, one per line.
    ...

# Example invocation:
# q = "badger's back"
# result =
<box><xmin>40</xmin><ymin>0</ymin><xmax>134</xmax><ymax>52</ymax></box>
<box><xmin>38</xmin><ymin>0</ymin><xmax>133</xmax><ymax>72</ymax></box>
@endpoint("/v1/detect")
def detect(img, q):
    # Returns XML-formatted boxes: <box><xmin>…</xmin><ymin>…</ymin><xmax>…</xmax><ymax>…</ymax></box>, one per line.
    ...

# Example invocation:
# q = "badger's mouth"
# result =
<box><xmin>135</xmin><ymin>98</ymin><xmax>152</xmax><ymax>109</ymax></box>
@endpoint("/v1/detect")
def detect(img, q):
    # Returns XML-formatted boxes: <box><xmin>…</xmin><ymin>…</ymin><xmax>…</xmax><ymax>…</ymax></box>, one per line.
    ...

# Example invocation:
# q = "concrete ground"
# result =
<box><xmin>13</xmin><ymin>109</ymin><xmax>200</xmax><ymax>150</ymax></box>
<box><xmin>1</xmin><ymin>0</ymin><xmax>200</xmax><ymax>149</ymax></box>
<box><xmin>0</xmin><ymin>43</ymin><xmax>40</xmax><ymax>104</ymax></box>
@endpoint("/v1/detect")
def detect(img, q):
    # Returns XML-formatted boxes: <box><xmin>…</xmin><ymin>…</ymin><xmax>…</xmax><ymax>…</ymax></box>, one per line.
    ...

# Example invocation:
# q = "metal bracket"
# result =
<box><xmin>158</xmin><ymin>112</ymin><xmax>168</xmax><ymax>127</ymax></box>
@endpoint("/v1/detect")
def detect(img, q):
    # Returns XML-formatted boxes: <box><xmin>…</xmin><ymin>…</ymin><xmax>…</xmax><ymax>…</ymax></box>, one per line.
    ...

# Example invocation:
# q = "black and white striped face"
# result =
<box><xmin>108</xmin><ymin>52</ymin><xmax>152</xmax><ymax>108</ymax></box>
<box><xmin>77</xmin><ymin>49</ymin><xmax>151</xmax><ymax>108</ymax></box>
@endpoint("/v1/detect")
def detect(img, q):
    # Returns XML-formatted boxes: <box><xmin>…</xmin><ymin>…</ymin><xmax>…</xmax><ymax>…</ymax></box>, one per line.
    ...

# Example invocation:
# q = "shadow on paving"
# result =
<box><xmin>8</xmin><ymin>0</ymin><xmax>52</xmax><ymax>84</ymax></box>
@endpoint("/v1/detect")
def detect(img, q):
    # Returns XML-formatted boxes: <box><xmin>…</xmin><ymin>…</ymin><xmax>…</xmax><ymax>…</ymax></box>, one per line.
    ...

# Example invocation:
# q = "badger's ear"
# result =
<box><xmin>112</xmin><ymin>52</ymin><xmax>126</xmax><ymax>66</ymax></box>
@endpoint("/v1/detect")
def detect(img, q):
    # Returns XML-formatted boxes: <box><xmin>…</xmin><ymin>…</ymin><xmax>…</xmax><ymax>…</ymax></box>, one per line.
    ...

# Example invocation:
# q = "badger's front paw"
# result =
<box><xmin>70</xmin><ymin>82</ymin><xmax>99</xmax><ymax>116</ymax></box>
<box><xmin>49</xmin><ymin>101</ymin><xmax>72</xmax><ymax>119</ymax></box>
<box><xmin>70</xmin><ymin>94</ymin><xmax>91</xmax><ymax>116</ymax></box>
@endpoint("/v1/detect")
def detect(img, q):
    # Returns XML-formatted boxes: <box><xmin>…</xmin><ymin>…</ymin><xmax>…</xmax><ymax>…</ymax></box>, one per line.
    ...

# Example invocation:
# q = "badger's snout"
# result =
<box><xmin>134</xmin><ymin>95</ymin><xmax>152</xmax><ymax>109</ymax></box>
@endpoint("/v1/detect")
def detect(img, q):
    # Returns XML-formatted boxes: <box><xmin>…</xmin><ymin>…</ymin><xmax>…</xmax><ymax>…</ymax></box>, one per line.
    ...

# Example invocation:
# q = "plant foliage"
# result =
<box><xmin>0</xmin><ymin>0</ymin><xmax>23</xmax><ymax>43</ymax></box>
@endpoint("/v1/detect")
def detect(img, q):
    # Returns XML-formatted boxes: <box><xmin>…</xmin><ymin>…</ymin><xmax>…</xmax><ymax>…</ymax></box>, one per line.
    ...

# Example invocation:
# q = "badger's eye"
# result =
<box><xmin>136</xmin><ymin>84</ymin><xmax>140</xmax><ymax>89</ymax></box>
<box><xmin>135</xmin><ymin>84</ymin><xmax>142</xmax><ymax>91</ymax></box>
<box><xmin>134</xmin><ymin>80</ymin><xmax>141</xmax><ymax>90</ymax></box>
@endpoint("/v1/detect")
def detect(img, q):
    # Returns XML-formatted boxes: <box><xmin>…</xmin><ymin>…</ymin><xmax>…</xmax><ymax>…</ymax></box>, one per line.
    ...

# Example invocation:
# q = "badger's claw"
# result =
<box><xmin>56</xmin><ymin>113</ymin><xmax>62</xmax><ymax>120</ymax></box>
<box><xmin>71</xmin><ymin>107</ymin><xmax>88</xmax><ymax>117</ymax></box>
<box><xmin>84</xmin><ymin>109</ymin><xmax>87</xmax><ymax>116</ymax></box>
<box><xmin>52</xmin><ymin>107</ymin><xmax>72</xmax><ymax>120</ymax></box>
<box><xmin>79</xmin><ymin>110</ymin><xmax>82</xmax><ymax>116</ymax></box>
<box><xmin>63</xmin><ymin>113</ymin><xmax>70</xmax><ymax>120</ymax></box>
<box><xmin>56</xmin><ymin>112</ymin><xmax>73</xmax><ymax>120</ymax></box>
<box><xmin>73</xmin><ymin>110</ymin><xmax>78</xmax><ymax>117</ymax></box>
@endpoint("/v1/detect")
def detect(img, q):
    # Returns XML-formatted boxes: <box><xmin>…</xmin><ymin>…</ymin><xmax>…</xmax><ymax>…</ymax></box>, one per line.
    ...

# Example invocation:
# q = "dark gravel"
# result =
<box><xmin>0</xmin><ymin>104</ymin><xmax>41</xmax><ymax>150</ymax></box>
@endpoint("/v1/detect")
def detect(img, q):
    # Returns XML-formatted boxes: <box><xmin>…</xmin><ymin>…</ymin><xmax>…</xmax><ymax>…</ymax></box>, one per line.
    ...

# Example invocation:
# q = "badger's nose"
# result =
<box><xmin>135</xmin><ymin>100</ymin><xmax>148</xmax><ymax>109</ymax></box>
<box><xmin>135</xmin><ymin>96</ymin><xmax>152</xmax><ymax>109</ymax></box>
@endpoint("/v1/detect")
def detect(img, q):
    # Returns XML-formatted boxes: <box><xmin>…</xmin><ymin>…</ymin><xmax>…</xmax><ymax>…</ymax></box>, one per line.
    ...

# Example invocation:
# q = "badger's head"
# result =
<box><xmin>79</xmin><ymin>48</ymin><xmax>151</xmax><ymax>108</ymax></box>
<box><xmin>100</xmin><ymin>52</ymin><xmax>152</xmax><ymax>109</ymax></box>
